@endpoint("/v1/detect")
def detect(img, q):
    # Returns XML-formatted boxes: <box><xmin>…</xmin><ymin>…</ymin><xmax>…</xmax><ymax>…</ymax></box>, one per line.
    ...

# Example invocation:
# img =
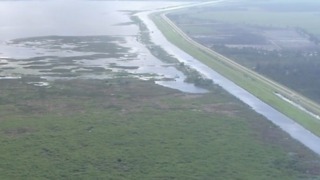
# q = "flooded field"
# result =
<box><xmin>169</xmin><ymin>16</ymin><xmax>319</xmax><ymax>51</ymax></box>
<box><xmin>0</xmin><ymin>1</ymin><xmax>206</xmax><ymax>93</ymax></box>
<box><xmin>168</xmin><ymin>1</ymin><xmax>320</xmax><ymax>102</ymax></box>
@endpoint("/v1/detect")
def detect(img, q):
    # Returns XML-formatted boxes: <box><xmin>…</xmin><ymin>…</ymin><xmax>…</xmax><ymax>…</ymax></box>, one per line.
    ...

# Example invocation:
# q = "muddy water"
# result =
<box><xmin>137</xmin><ymin>1</ymin><xmax>320</xmax><ymax>155</ymax></box>
<box><xmin>0</xmin><ymin>0</ymin><xmax>206</xmax><ymax>93</ymax></box>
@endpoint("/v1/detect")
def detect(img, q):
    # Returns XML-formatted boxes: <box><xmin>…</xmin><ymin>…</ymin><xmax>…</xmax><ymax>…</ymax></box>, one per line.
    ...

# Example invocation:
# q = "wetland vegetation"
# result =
<box><xmin>1</xmin><ymin>1</ymin><xmax>320</xmax><ymax>179</ymax></box>
<box><xmin>1</xmin><ymin>78</ymin><xmax>320</xmax><ymax>179</ymax></box>
<box><xmin>132</xmin><ymin>16</ymin><xmax>213</xmax><ymax>88</ymax></box>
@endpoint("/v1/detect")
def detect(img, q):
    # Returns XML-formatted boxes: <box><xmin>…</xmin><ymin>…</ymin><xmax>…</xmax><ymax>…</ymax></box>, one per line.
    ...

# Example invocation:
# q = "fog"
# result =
<box><xmin>0</xmin><ymin>1</ymin><xmax>182</xmax><ymax>40</ymax></box>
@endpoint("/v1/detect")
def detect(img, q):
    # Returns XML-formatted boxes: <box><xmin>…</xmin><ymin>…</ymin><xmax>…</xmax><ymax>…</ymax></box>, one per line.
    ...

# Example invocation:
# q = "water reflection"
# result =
<box><xmin>0</xmin><ymin>1</ymin><xmax>206</xmax><ymax>93</ymax></box>
<box><xmin>0</xmin><ymin>1</ymin><xmax>185</xmax><ymax>39</ymax></box>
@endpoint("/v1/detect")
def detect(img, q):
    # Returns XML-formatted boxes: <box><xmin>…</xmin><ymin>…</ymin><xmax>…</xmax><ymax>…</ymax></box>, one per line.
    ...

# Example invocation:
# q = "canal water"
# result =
<box><xmin>136</xmin><ymin>1</ymin><xmax>320</xmax><ymax>155</ymax></box>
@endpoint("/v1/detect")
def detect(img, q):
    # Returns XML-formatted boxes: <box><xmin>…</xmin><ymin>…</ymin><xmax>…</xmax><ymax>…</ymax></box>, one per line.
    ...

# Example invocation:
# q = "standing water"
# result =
<box><xmin>0</xmin><ymin>0</ymin><xmax>206</xmax><ymax>93</ymax></box>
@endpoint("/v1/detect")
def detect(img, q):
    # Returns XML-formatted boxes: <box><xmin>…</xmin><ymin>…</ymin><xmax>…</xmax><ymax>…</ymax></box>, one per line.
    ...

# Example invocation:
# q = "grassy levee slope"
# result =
<box><xmin>1</xmin><ymin>78</ymin><xmax>320</xmax><ymax>179</ymax></box>
<box><xmin>150</xmin><ymin>13</ymin><xmax>320</xmax><ymax>136</ymax></box>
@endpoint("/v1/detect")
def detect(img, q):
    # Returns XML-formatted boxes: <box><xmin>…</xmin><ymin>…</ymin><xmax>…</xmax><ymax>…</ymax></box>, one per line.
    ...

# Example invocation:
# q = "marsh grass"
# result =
<box><xmin>132</xmin><ymin>15</ymin><xmax>213</xmax><ymax>88</ymax></box>
<box><xmin>0</xmin><ymin>78</ymin><xmax>319</xmax><ymax>179</ymax></box>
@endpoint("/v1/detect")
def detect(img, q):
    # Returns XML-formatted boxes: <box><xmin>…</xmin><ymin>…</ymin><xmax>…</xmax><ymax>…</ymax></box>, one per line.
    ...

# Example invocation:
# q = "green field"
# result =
<box><xmin>0</xmin><ymin>78</ymin><xmax>320</xmax><ymax>179</ymax></box>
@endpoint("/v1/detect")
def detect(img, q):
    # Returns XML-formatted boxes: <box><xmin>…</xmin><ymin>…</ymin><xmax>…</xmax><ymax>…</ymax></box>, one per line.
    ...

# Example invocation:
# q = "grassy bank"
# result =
<box><xmin>0</xmin><ymin>78</ymin><xmax>320</xmax><ymax>179</ymax></box>
<box><xmin>150</xmin><ymin>13</ymin><xmax>320</xmax><ymax>136</ymax></box>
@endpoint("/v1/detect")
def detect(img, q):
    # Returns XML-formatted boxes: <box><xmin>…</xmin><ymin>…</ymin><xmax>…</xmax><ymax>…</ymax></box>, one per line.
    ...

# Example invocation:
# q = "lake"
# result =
<box><xmin>0</xmin><ymin>0</ymin><xmax>207</xmax><ymax>93</ymax></box>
